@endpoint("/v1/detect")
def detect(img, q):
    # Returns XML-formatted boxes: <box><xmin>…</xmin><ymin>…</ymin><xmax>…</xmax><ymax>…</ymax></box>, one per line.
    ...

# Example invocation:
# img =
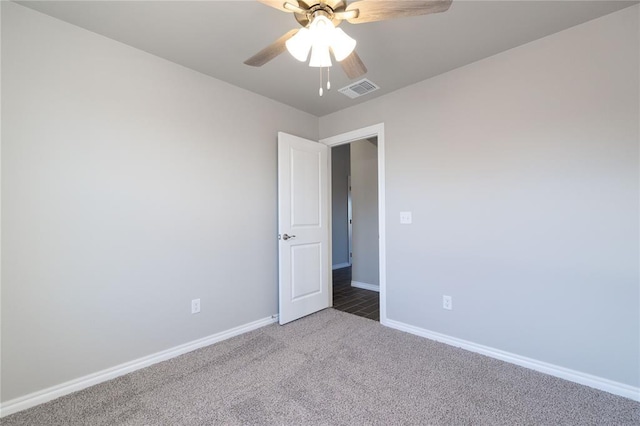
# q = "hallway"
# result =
<box><xmin>332</xmin><ymin>267</ymin><xmax>379</xmax><ymax>321</ymax></box>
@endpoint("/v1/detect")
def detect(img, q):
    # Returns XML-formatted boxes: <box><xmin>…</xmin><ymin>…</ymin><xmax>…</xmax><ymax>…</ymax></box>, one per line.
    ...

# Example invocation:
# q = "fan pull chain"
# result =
<box><xmin>318</xmin><ymin>68</ymin><xmax>331</xmax><ymax>97</ymax></box>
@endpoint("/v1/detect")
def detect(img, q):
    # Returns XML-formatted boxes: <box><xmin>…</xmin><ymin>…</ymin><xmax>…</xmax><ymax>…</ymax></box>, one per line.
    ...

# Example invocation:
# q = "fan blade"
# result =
<box><xmin>258</xmin><ymin>0</ymin><xmax>297</xmax><ymax>13</ymax></box>
<box><xmin>346</xmin><ymin>0</ymin><xmax>452</xmax><ymax>24</ymax></box>
<box><xmin>340</xmin><ymin>51</ymin><xmax>367</xmax><ymax>79</ymax></box>
<box><xmin>283</xmin><ymin>2</ymin><xmax>307</xmax><ymax>13</ymax></box>
<box><xmin>244</xmin><ymin>29</ymin><xmax>299</xmax><ymax>67</ymax></box>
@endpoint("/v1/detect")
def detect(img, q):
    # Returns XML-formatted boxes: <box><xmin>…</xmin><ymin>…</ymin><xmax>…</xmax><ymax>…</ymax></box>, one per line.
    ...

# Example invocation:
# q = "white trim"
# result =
<box><xmin>0</xmin><ymin>315</ymin><xmax>279</xmax><ymax>418</ymax></box>
<box><xmin>351</xmin><ymin>281</ymin><xmax>380</xmax><ymax>292</ymax></box>
<box><xmin>324</xmin><ymin>141</ymin><xmax>334</xmax><ymax>308</ymax></box>
<box><xmin>385</xmin><ymin>318</ymin><xmax>640</xmax><ymax>402</ymax></box>
<box><xmin>321</xmin><ymin>123</ymin><xmax>387</xmax><ymax>324</ymax></box>
<box><xmin>321</xmin><ymin>124</ymin><xmax>384</xmax><ymax>146</ymax></box>
<box><xmin>347</xmin><ymin>175</ymin><xmax>352</xmax><ymax>268</ymax></box>
<box><xmin>332</xmin><ymin>262</ymin><xmax>351</xmax><ymax>270</ymax></box>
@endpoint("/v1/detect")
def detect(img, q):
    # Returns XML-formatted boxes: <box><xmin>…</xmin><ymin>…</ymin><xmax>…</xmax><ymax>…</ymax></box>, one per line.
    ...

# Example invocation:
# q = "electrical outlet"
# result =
<box><xmin>191</xmin><ymin>298</ymin><xmax>201</xmax><ymax>314</ymax></box>
<box><xmin>442</xmin><ymin>295</ymin><xmax>453</xmax><ymax>310</ymax></box>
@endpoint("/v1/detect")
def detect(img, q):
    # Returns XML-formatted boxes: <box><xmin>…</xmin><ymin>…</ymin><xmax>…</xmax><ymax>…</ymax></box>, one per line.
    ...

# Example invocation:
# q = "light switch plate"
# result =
<box><xmin>400</xmin><ymin>211</ymin><xmax>412</xmax><ymax>224</ymax></box>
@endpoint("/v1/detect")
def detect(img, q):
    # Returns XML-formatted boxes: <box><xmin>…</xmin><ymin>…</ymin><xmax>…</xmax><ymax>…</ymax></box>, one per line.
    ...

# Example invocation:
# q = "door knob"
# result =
<box><xmin>282</xmin><ymin>234</ymin><xmax>296</xmax><ymax>240</ymax></box>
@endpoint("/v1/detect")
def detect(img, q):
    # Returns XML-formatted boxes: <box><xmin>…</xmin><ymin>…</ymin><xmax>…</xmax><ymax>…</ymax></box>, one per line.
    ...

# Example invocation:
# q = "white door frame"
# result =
<box><xmin>347</xmin><ymin>175</ymin><xmax>352</xmax><ymax>267</ymax></box>
<box><xmin>320</xmin><ymin>123</ymin><xmax>387</xmax><ymax>324</ymax></box>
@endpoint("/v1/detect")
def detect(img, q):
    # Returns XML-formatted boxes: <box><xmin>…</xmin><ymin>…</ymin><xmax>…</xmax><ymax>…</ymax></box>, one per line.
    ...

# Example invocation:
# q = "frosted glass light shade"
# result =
<box><xmin>330</xmin><ymin>28</ymin><xmax>356</xmax><ymax>62</ymax></box>
<box><xmin>285</xmin><ymin>28</ymin><xmax>312</xmax><ymax>62</ymax></box>
<box><xmin>309</xmin><ymin>43</ymin><xmax>332</xmax><ymax>67</ymax></box>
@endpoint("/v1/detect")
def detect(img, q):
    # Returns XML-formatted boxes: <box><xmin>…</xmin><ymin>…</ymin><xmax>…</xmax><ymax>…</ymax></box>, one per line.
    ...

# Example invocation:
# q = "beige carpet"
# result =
<box><xmin>3</xmin><ymin>309</ymin><xmax>639</xmax><ymax>425</ymax></box>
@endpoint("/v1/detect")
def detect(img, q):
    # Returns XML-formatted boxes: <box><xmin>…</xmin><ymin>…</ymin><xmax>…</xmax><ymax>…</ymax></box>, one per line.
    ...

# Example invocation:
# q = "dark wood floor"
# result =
<box><xmin>332</xmin><ymin>266</ymin><xmax>379</xmax><ymax>321</ymax></box>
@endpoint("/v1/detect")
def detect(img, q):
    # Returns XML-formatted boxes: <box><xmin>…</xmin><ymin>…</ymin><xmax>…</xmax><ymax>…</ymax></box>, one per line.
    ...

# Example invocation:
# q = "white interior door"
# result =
<box><xmin>278</xmin><ymin>132</ymin><xmax>330</xmax><ymax>325</ymax></box>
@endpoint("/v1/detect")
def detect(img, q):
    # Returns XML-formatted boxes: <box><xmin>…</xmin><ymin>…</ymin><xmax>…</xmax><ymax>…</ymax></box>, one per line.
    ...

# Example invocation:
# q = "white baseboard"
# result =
<box><xmin>384</xmin><ymin>318</ymin><xmax>640</xmax><ymax>402</ymax></box>
<box><xmin>351</xmin><ymin>280</ymin><xmax>380</xmax><ymax>292</ymax></box>
<box><xmin>0</xmin><ymin>314</ymin><xmax>279</xmax><ymax>418</ymax></box>
<box><xmin>332</xmin><ymin>262</ymin><xmax>351</xmax><ymax>270</ymax></box>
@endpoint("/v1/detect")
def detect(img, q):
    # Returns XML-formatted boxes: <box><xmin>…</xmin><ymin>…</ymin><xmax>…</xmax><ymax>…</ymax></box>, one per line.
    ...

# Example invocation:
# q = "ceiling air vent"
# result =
<box><xmin>339</xmin><ymin>78</ymin><xmax>380</xmax><ymax>99</ymax></box>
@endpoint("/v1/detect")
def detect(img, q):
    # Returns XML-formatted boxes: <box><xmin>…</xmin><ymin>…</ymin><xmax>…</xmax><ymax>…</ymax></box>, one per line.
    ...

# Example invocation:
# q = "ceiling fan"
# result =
<box><xmin>244</xmin><ymin>0</ymin><xmax>453</xmax><ymax>86</ymax></box>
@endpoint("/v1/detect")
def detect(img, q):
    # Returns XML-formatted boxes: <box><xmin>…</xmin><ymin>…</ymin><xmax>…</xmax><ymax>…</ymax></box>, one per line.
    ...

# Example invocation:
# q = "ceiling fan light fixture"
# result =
<box><xmin>285</xmin><ymin>28</ymin><xmax>312</xmax><ymax>62</ymax></box>
<box><xmin>282</xmin><ymin>10</ymin><xmax>358</xmax><ymax>69</ymax></box>
<box><xmin>330</xmin><ymin>28</ymin><xmax>356</xmax><ymax>62</ymax></box>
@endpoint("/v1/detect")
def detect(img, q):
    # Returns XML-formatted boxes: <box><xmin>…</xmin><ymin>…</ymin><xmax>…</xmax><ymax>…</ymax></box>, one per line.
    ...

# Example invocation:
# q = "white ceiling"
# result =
<box><xmin>18</xmin><ymin>0</ymin><xmax>637</xmax><ymax>117</ymax></box>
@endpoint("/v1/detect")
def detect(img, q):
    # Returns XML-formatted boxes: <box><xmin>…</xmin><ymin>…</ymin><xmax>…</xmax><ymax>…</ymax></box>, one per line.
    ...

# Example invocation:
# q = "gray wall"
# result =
<box><xmin>320</xmin><ymin>6</ymin><xmax>640</xmax><ymax>387</ymax></box>
<box><xmin>1</xmin><ymin>2</ymin><xmax>318</xmax><ymax>402</ymax></box>
<box><xmin>350</xmin><ymin>139</ymin><xmax>379</xmax><ymax>287</ymax></box>
<box><xmin>331</xmin><ymin>144</ymin><xmax>350</xmax><ymax>267</ymax></box>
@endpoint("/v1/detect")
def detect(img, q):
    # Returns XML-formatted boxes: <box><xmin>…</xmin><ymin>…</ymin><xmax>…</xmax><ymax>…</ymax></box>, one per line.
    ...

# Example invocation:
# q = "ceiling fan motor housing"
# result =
<box><xmin>294</xmin><ymin>0</ymin><xmax>348</xmax><ymax>27</ymax></box>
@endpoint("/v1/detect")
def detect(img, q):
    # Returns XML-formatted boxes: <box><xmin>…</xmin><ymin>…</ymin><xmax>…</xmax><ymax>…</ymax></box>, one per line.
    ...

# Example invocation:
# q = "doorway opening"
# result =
<box><xmin>330</xmin><ymin>138</ymin><xmax>379</xmax><ymax>320</ymax></box>
<box><xmin>321</xmin><ymin>124</ymin><xmax>386</xmax><ymax>323</ymax></box>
